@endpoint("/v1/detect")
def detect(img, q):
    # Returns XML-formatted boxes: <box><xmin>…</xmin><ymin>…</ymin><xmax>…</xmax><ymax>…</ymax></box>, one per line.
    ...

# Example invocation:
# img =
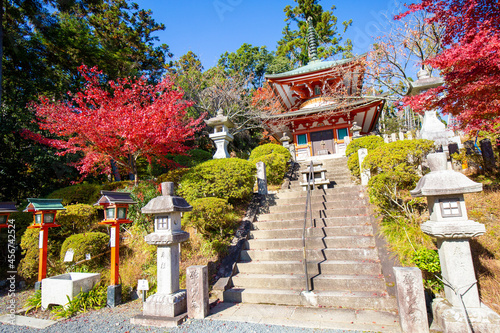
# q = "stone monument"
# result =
<box><xmin>186</xmin><ymin>265</ymin><xmax>209</xmax><ymax>319</ymax></box>
<box><xmin>131</xmin><ymin>182</ymin><xmax>192</xmax><ymax>327</ymax></box>
<box><xmin>205</xmin><ymin>109</ymin><xmax>234</xmax><ymax>159</ymax></box>
<box><xmin>411</xmin><ymin>153</ymin><xmax>500</xmax><ymax>332</ymax></box>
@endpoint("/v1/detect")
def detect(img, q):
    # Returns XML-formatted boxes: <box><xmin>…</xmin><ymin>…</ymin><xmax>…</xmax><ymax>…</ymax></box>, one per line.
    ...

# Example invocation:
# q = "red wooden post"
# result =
<box><xmin>38</xmin><ymin>226</ymin><xmax>48</xmax><ymax>281</ymax></box>
<box><xmin>110</xmin><ymin>223</ymin><xmax>120</xmax><ymax>285</ymax></box>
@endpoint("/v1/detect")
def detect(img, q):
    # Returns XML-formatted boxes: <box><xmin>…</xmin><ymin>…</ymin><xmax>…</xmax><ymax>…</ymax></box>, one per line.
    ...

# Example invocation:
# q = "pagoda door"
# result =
<box><xmin>310</xmin><ymin>129</ymin><xmax>335</xmax><ymax>156</ymax></box>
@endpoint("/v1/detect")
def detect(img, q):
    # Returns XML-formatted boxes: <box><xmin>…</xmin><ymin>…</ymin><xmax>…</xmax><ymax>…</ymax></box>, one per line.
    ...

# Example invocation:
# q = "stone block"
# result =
<box><xmin>431</xmin><ymin>298</ymin><xmax>500</xmax><ymax>333</ymax></box>
<box><xmin>187</xmin><ymin>265</ymin><xmax>209</xmax><ymax>319</ymax></box>
<box><xmin>41</xmin><ymin>273</ymin><xmax>100</xmax><ymax>309</ymax></box>
<box><xmin>393</xmin><ymin>267</ymin><xmax>429</xmax><ymax>333</ymax></box>
<box><xmin>358</xmin><ymin>148</ymin><xmax>370</xmax><ymax>186</ymax></box>
<box><xmin>130</xmin><ymin>313</ymin><xmax>187</xmax><ymax>328</ymax></box>
<box><xmin>107</xmin><ymin>284</ymin><xmax>122</xmax><ymax>308</ymax></box>
<box><xmin>256</xmin><ymin>162</ymin><xmax>268</xmax><ymax>195</ymax></box>
<box><xmin>143</xmin><ymin>290</ymin><xmax>187</xmax><ymax>317</ymax></box>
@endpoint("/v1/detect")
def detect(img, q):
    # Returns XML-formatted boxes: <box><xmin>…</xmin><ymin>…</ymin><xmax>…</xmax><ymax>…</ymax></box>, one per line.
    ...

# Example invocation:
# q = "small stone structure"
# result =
<box><xmin>205</xmin><ymin>109</ymin><xmax>234</xmax><ymax>159</ymax></box>
<box><xmin>131</xmin><ymin>182</ymin><xmax>192</xmax><ymax>327</ymax></box>
<box><xmin>411</xmin><ymin>153</ymin><xmax>500</xmax><ymax>332</ymax></box>
<box><xmin>299</xmin><ymin>161</ymin><xmax>330</xmax><ymax>190</ymax></box>
<box><xmin>358</xmin><ymin>148</ymin><xmax>370</xmax><ymax>186</ymax></box>
<box><xmin>41</xmin><ymin>273</ymin><xmax>100</xmax><ymax>309</ymax></box>
<box><xmin>256</xmin><ymin>162</ymin><xmax>268</xmax><ymax>195</ymax></box>
<box><xmin>186</xmin><ymin>265</ymin><xmax>209</xmax><ymax>319</ymax></box>
<box><xmin>393</xmin><ymin>267</ymin><xmax>429</xmax><ymax>333</ymax></box>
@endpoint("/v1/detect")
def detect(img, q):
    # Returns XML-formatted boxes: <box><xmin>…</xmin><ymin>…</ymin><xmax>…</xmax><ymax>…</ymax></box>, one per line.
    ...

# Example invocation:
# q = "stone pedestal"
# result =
<box><xmin>394</xmin><ymin>267</ymin><xmax>429</xmax><ymax>333</ymax></box>
<box><xmin>358</xmin><ymin>148</ymin><xmax>370</xmax><ymax>186</ymax></box>
<box><xmin>256</xmin><ymin>162</ymin><xmax>268</xmax><ymax>195</ymax></box>
<box><xmin>107</xmin><ymin>284</ymin><xmax>121</xmax><ymax>308</ymax></box>
<box><xmin>209</xmin><ymin>132</ymin><xmax>233</xmax><ymax>159</ymax></box>
<box><xmin>187</xmin><ymin>265</ymin><xmax>209</xmax><ymax>319</ymax></box>
<box><xmin>418</xmin><ymin>111</ymin><xmax>454</xmax><ymax>149</ymax></box>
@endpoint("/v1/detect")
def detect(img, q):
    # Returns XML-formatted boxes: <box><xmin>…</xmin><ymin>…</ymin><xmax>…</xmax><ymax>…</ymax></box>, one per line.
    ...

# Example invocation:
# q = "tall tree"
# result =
<box><xmin>397</xmin><ymin>0</ymin><xmax>500</xmax><ymax>133</ymax></box>
<box><xmin>276</xmin><ymin>0</ymin><xmax>353</xmax><ymax>67</ymax></box>
<box><xmin>24</xmin><ymin>65</ymin><xmax>204</xmax><ymax>183</ymax></box>
<box><xmin>1</xmin><ymin>0</ymin><xmax>172</xmax><ymax>201</ymax></box>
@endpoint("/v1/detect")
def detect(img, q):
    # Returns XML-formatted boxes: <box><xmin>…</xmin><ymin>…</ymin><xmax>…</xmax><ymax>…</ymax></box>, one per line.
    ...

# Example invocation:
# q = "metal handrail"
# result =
<box><xmin>302</xmin><ymin>161</ymin><xmax>315</xmax><ymax>292</ymax></box>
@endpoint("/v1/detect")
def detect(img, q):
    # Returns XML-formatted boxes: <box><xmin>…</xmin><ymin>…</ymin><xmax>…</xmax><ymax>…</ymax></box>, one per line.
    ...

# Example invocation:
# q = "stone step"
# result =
<box><xmin>291</xmin><ymin>175</ymin><xmax>352</xmax><ymax>184</ymax></box>
<box><xmin>240</xmin><ymin>247</ymin><xmax>379</xmax><ymax>261</ymax></box>
<box><xmin>231</xmin><ymin>273</ymin><xmax>387</xmax><ymax>292</ymax></box>
<box><xmin>249</xmin><ymin>225</ymin><xmax>374</xmax><ymax>239</ymax></box>
<box><xmin>275</xmin><ymin>186</ymin><xmax>364</xmax><ymax>199</ymax></box>
<box><xmin>257</xmin><ymin>207</ymin><xmax>370</xmax><ymax>221</ymax></box>
<box><xmin>223</xmin><ymin>288</ymin><xmax>397</xmax><ymax>311</ymax></box>
<box><xmin>244</xmin><ymin>236</ymin><xmax>375</xmax><ymax>250</ymax></box>
<box><xmin>269</xmin><ymin>192</ymin><xmax>367</xmax><ymax>206</ymax></box>
<box><xmin>252</xmin><ymin>216</ymin><xmax>370</xmax><ymax>230</ymax></box>
<box><xmin>264</xmin><ymin>200</ymin><xmax>368</xmax><ymax>214</ymax></box>
<box><xmin>236</xmin><ymin>260</ymin><xmax>382</xmax><ymax>276</ymax></box>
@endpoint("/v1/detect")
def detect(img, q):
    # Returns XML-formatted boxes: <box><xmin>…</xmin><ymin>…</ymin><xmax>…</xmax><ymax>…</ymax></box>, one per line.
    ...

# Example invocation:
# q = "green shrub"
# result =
<box><xmin>157</xmin><ymin>168</ymin><xmax>191</xmax><ymax>188</ymax></box>
<box><xmin>178</xmin><ymin>158</ymin><xmax>256</xmax><ymax>204</ymax></box>
<box><xmin>56</xmin><ymin>204</ymin><xmax>100</xmax><ymax>237</ymax></box>
<box><xmin>173</xmin><ymin>149</ymin><xmax>212</xmax><ymax>168</ymax></box>
<box><xmin>47</xmin><ymin>184</ymin><xmax>102</xmax><ymax>205</ymax></box>
<box><xmin>345</xmin><ymin>135</ymin><xmax>385</xmax><ymax>178</ymax></box>
<box><xmin>182</xmin><ymin>197</ymin><xmax>239</xmax><ymax>240</ymax></box>
<box><xmin>60</xmin><ymin>232</ymin><xmax>109</xmax><ymax>267</ymax></box>
<box><xmin>124</xmin><ymin>181</ymin><xmax>159</xmax><ymax>231</ymax></box>
<box><xmin>411</xmin><ymin>248</ymin><xmax>443</xmax><ymax>293</ymax></box>
<box><xmin>18</xmin><ymin>228</ymin><xmax>42</xmax><ymax>281</ymax></box>
<box><xmin>249</xmin><ymin>143</ymin><xmax>290</xmax><ymax>161</ymax></box>
<box><xmin>101</xmin><ymin>181</ymin><xmax>134</xmax><ymax>191</ymax></box>
<box><xmin>249</xmin><ymin>143</ymin><xmax>291</xmax><ymax>185</ymax></box>
<box><xmin>51</xmin><ymin>284</ymin><xmax>107</xmax><ymax>318</ymax></box>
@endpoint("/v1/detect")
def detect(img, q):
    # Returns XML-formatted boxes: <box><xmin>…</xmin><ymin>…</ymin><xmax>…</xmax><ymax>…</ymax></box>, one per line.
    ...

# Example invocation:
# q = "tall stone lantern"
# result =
<box><xmin>205</xmin><ymin>109</ymin><xmax>234</xmax><ymax>159</ymax></box>
<box><xmin>411</xmin><ymin>153</ymin><xmax>500</xmax><ymax>332</ymax></box>
<box><xmin>131</xmin><ymin>182</ymin><xmax>192</xmax><ymax>327</ymax></box>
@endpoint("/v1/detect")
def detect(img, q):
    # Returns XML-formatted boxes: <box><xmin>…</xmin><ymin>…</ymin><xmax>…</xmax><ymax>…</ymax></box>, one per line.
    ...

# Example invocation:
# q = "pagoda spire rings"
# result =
<box><xmin>307</xmin><ymin>17</ymin><xmax>319</xmax><ymax>63</ymax></box>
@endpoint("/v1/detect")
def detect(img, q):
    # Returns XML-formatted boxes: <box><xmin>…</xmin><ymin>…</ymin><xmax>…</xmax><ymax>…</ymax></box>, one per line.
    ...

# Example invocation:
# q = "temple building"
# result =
<box><xmin>264</xmin><ymin>18</ymin><xmax>385</xmax><ymax>160</ymax></box>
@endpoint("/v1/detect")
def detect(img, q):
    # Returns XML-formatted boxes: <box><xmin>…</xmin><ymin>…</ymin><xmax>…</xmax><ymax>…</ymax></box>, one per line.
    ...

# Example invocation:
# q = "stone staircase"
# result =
<box><xmin>223</xmin><ymin>157</ymin><xmax>398</xmax><ymax>312</ymax></box>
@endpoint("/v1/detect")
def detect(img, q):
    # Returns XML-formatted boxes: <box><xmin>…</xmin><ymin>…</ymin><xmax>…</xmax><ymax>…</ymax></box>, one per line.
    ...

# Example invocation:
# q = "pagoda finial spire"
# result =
<box><xmin>307</xmin><ymin>16</ymin><xmax>319</xmax><ymax>63</ymax></box>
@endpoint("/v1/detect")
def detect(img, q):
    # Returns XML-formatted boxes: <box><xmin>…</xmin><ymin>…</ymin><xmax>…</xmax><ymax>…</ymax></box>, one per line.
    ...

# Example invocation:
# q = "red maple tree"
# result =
<box><xmin>25</xmin><ymin>65</ymin><xmax>204</xmax><ymax>182</ymax></box>
<box><xmin>397</xmin><ymin>0</ymin><xmax>500</xmax><ymax>133</ymax></box>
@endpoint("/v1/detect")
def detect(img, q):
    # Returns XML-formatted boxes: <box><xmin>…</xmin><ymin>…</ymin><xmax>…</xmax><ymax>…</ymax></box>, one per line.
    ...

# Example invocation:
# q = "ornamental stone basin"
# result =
<box><xmin>41</xmin><ymin>272</ymin><xmax>100</xmax><ymax>309</ymax></box>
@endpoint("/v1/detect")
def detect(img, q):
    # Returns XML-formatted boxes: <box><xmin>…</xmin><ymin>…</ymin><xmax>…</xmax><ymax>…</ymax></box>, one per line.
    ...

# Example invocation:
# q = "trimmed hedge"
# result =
<box><xmin>182</xmin><ymin>197</ymin><xmax>239</xmax><ymax>239</ymax></box>
<box><xmin>56</xmin><ymin>204</ymin><xmax>100</xmax><ymax>237</ymax></box>
<box><xmin>345</xmin><ymin>136</ymin><xmax>385</xmax><ymax>178</ymax></box>
<box><xmin>47</xmin><ymin>184</ymin><xmax>102</xmax><ymax>205</ymax></box>
<box><xmin>173</xmin><ymin>149</ymin><xmax>212</xmax><ymax>168</ymax></box>
<box><xmin>249</xmin><ymin>143</ymin><xmax>291</xmax><ymax>185</ymax></box>
<box><xmin>60</xmin><ymin>232</ymin><xmax>110</xmax><ymax>267</ymax></box>
<box><xmin>178</xmin><ymin>158</ymin><xmax>256</xmax><ymax>204</ymax></box>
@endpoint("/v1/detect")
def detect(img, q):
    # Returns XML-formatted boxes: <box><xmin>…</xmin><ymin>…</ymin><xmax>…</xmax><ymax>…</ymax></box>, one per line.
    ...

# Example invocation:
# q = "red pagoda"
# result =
<box><xmin>265</xmin><ymin>18</ymin><xmax>385</xmax><ymax>160</ymax></box>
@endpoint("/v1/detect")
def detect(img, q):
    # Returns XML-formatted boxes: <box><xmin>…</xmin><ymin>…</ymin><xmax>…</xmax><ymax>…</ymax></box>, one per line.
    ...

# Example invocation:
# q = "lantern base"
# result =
<box><xmin>143</xmin><ymin>290</ymin><xmax>187</xmax><ymax>318</ymax></box>
<box><xmin>107</xmin><ymin>284</ymin><xmax>122</xmax><ymax>308</ymax></box>
<box><xmin>130</xmin><ymin>313</ymin><xmax>187</xmax><ymax>328</ymax></box>
<box><xmin>431</xmin><ymin>298</ymin><xmax>500</xmax><ymax>333</ymax></box>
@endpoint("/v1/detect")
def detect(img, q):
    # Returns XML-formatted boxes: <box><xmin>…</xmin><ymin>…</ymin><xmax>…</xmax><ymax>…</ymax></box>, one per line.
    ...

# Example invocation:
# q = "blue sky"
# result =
<box><xmin>136</xmin><ymin>1</ymin><xmax>407</xmax><ymax>68</ymax></box>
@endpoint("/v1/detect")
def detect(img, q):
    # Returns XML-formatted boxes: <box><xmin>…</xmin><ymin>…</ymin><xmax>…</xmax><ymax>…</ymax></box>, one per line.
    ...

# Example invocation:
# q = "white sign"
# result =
<box><xmin>110</xmin><ymin>227</ymin><xmax>116</xmax><ymax>247</ymax></box>
<box><xmin>64</xmin><ymin>249</ymin><xmax>74</xmax><ymax>262</ymax></box>
<box><xmin>137</xmin><ymin>279</ymin><xmax>149</xmax><ymax>291</ymax></box>
<box><xmin>85</xmin><ymin>253</ymin><xmax>91</xmax><ymax>261</ymax></box>
<box><xmin>39</xmin><ymin>230</ymin><xmax>44</xmax><ymax>249</ymax></box>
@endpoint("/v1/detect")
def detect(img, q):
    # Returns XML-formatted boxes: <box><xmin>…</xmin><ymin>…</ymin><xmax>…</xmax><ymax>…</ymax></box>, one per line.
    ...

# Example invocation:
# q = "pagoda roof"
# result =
<box><xmin>24</xmin><ymin>199</ymin><xmax>65</xmax><ymax>212</ymax></box>
<box><xmin>265</xmin><ymin>56</ymin><xmax>364</xmax><ymax>80</ymax></box>
<box><xmin>0</xmin><ymin>202</ymin><xmax>18</xmax><ymax>213</ymax></box>
<box><xmin>95</xmin><ymin>191</ymin><xmax>137</xmax><ymax>206</ymax></box>
<box><xmin>264</xmin><ymin>96</ymin><xmax>384</xmax><ymax>120</ymax></box>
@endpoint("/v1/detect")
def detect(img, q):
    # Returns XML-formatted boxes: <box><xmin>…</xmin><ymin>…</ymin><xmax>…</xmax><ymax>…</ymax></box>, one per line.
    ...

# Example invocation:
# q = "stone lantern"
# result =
<box><xmin>411</xmin><ymin>153</ymin><xmax>500</xmax><ymax>332</ymax></box>
<box><xmin>205</xmin><ymin>109</ymin><xmax>234</xmax><ymax>159</ymax></box>
<box><xmin>131</xmin><ymin>182</ymin><xmax>192</xmax><ymax>327</ymax></box>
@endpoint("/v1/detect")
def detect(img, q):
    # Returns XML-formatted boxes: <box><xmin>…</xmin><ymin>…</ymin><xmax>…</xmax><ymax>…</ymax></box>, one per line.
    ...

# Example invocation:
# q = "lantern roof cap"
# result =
<box><xmin>411</xmin><ymin>153</ymin><xmax>483</xmax><ymax>197</ymax></box>
<box><xmin>406</xmin><ymin>68</ymin><xmax>444</xmax><ymax>96</ymax></box>
<box><xmin>142</xmin><ymin>182</ymin><xmax>192</xmax><ymax>214</ymax></box>
<box><xmin>95</xmin><ymin>191</ymin><xmax>136</xmax><ymax>206</ymax></box>
<box><xmin>24</xmin><ymin>198</ymin><xmax>65</xmax><ymax>212</ymax></box>
<box><xmin>0</xmin><ymin>202</ymin><xmax>18</xmax><ymax>213</ymax></box>
<box><xmin>204</xmin><ymin>109</ymin><xmax>234</xmax><ymax>128</ymax></box>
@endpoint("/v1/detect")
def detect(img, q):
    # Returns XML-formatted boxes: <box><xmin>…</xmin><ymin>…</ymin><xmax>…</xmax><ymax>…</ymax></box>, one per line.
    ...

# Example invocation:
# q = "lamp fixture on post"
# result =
<box><xmin>24</xmin><ymin>198</ymin><xmax>65</xmax><ymax>289</ymax></box>
<box><xmin>94</xmin><ymin>190</ymin><xmax>136</xmax><ymax>307</ymax></box>
<box><xmin>0</xmin><ymin>202</ymin><xmax>17</xmax><ymax>229</ymax></box>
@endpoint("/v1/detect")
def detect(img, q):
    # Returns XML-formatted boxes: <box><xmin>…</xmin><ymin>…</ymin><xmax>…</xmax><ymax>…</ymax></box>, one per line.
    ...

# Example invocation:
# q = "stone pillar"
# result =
<box><xmin>480</xmin><ymin>138</ymin><xmax>496</xmax><ymax>171</ymax></box>
<box><xmin>394</xmin><ymin>267</ymin><xmax>429</xmax><ymax>333</ymax></box>
<box><xmin>256</xmin><ymin>162</ymin><xmax>268</xmax><ymax>195</ymax></box>
<box><xmin>407</xmin><ymin>132</ymin><xmax>413</xmax><ymax>140</ymax></box>
<box><xmin>383</xmin><ymin>134</ymin><xmax>390</xmax><ymax>143</ymax></box>
<box><xmin>187</xmin><ymin>265</ymin><xmax>209</xmax><ymax>319</ymax></box>
<box><xmin>391</xmin><ymin>133</ymin><xmax>397</xmax><ymax>142</ymax></box>
<box><xmin>343</xmin><ymin>136</ymin><xmax>350</xmax><ymax>147</ymax></box>
<box><xmin>399</xmin><ymin>131</ymin><xmax>405</xmax><ymax>141</ymax></box>
<box><xmin>358</xmin><ymin>148</ymin><xmax>370</xmax><ymax>186</ymax></box>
